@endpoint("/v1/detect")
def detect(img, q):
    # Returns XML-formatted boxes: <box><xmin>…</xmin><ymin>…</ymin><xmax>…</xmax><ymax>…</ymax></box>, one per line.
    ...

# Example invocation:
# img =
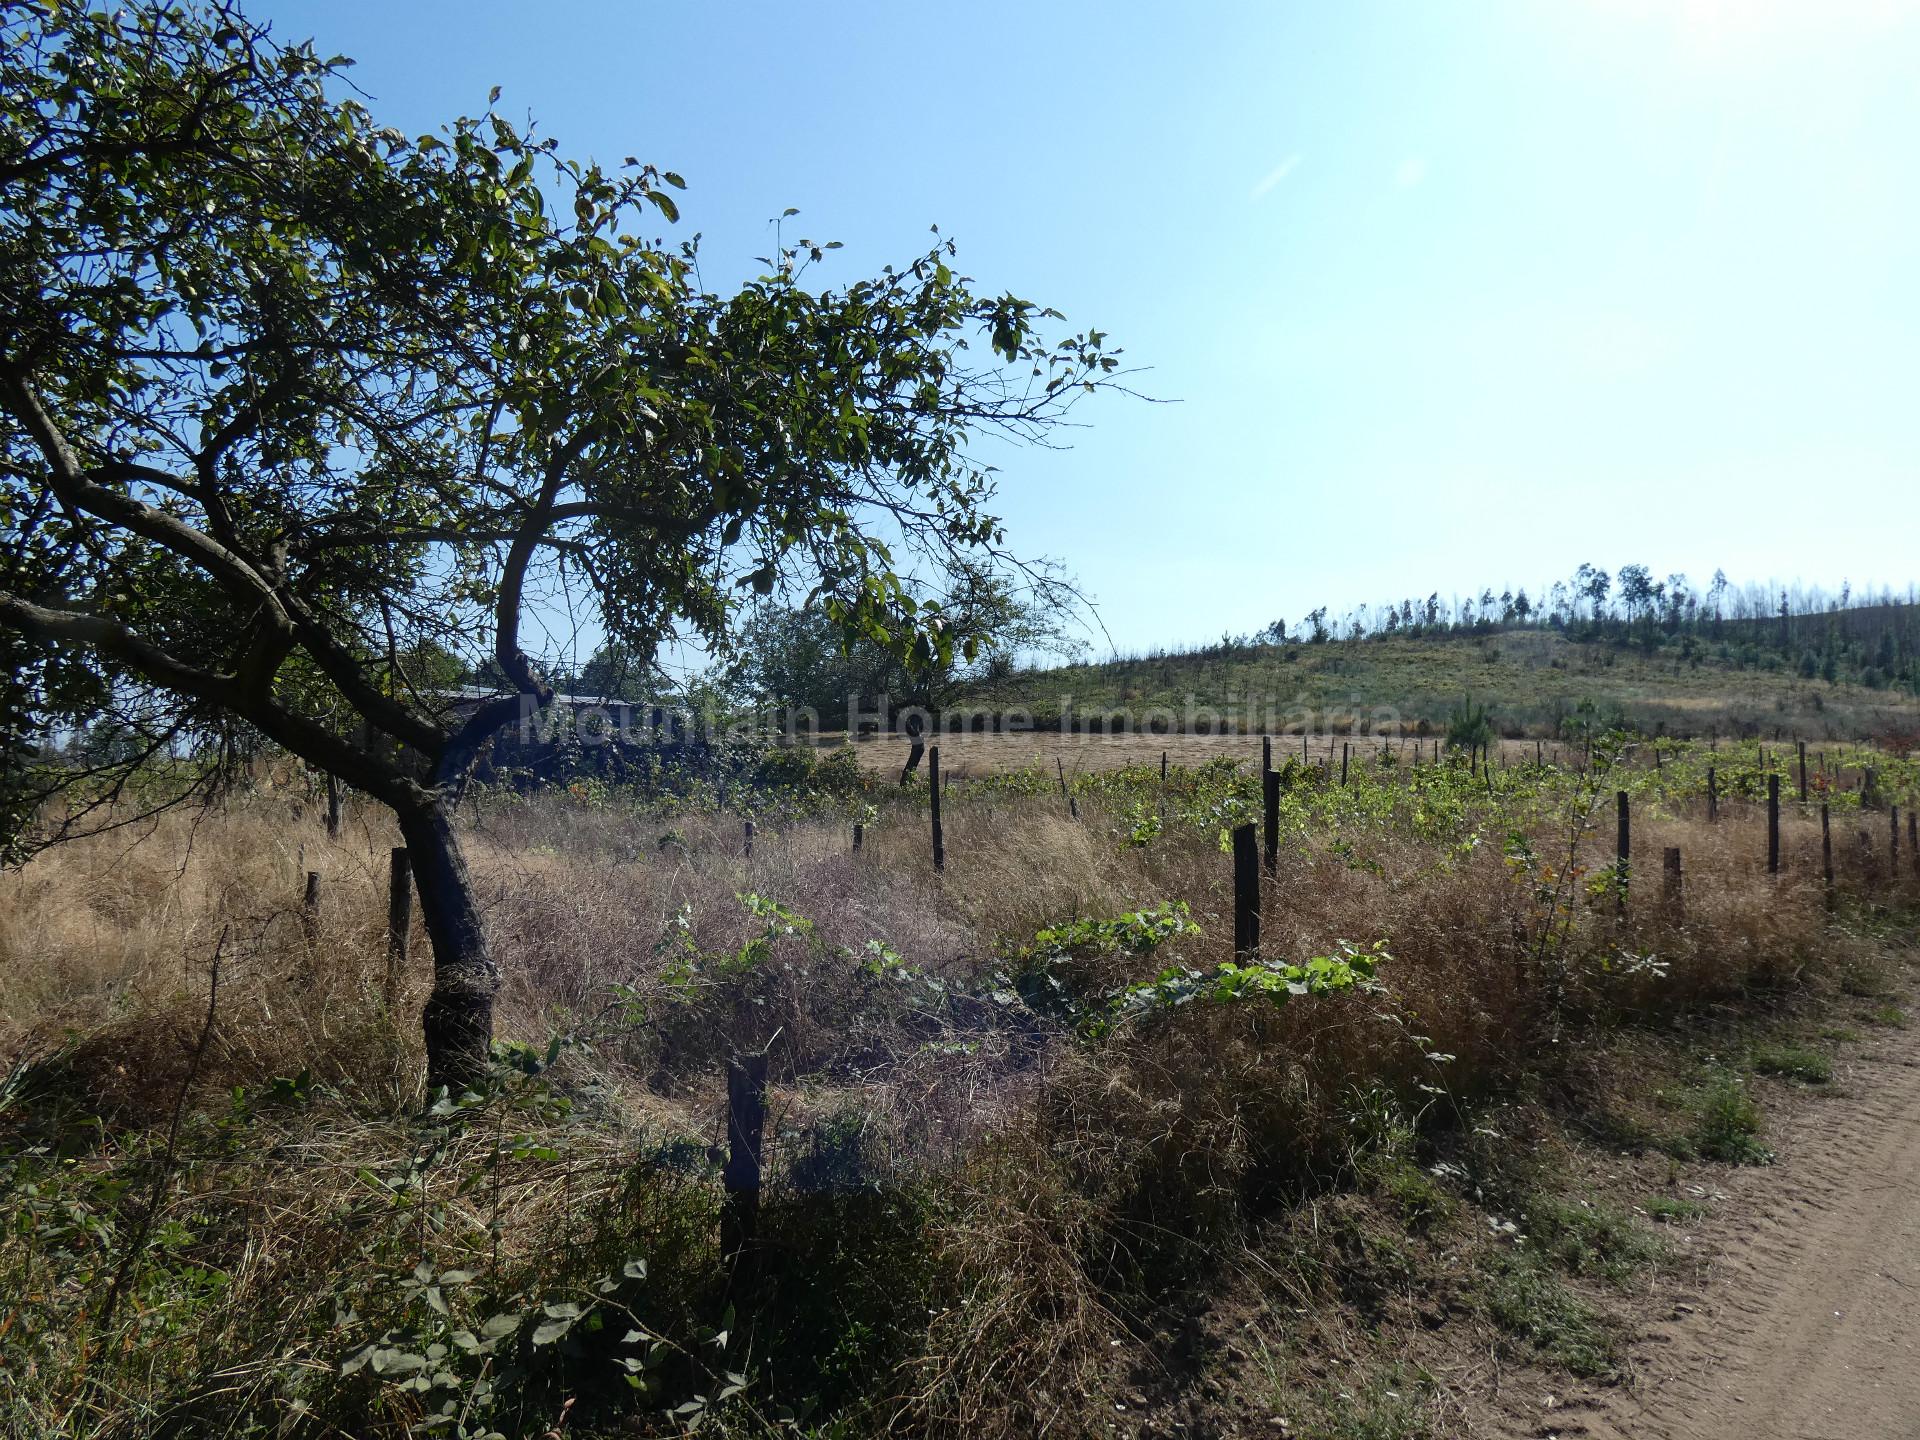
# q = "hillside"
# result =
<box><xmin>968</xmin><ymin>628</ymin><xmax>1920</xmax><ymax>740</ymax></box>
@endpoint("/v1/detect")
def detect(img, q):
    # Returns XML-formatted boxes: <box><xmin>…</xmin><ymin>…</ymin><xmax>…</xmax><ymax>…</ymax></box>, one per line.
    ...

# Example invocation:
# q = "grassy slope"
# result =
<box><xmin>972</xmin><ymin>628</ymin><xmax>1920</xmax><ymax>739</ymax></box>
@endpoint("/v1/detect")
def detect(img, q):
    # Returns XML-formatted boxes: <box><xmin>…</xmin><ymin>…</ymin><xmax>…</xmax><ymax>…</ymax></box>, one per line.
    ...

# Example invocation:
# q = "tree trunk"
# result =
<box><xmin>399</xmin><ymin>801</ymin><xmax>499</xmax><ymax>1092</ymax></box>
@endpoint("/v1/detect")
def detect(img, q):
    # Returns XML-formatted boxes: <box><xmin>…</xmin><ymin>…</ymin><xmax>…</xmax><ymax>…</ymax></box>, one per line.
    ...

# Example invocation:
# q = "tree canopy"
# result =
<box><xmin>0</xmin><ymin>0</ymin><xmax>1121</xmax><ymax>1083</ymax></box>
<box><xmin>728</xmin><ymin>559</ymin><xmax>1089</xmax><ymax>723</ymax></box>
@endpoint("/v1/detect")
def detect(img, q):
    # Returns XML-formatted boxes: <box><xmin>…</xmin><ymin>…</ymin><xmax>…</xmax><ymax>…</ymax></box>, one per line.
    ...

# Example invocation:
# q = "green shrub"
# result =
<box><xmin>1695</xmin><ymin>1073</ymin><xmax>1773</xmax><ymax>1165</ymax></box>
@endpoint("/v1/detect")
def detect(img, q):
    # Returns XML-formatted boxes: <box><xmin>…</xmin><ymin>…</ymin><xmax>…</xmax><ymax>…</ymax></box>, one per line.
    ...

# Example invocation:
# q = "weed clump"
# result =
<box><xmin>1694</xmin><ymin>1072</ymin><xmax>1774</xmax><ymax>1165</ymax></box>
<box><xmin>1750</xmin><ymin>1044</ymin><xmax>1832</xmax><ymax>1085</ymax></box>
<box><xmin>1481</xmin><ymin>1250</ymin><xmax>1619</xmax><ymax>1377</ymax></box>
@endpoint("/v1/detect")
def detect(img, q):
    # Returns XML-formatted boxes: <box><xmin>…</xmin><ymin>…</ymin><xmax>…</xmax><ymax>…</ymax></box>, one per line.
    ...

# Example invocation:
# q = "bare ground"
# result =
<box><xmin>1492</xmin><ymin>1007</ymin><xmax>1920</xmax><ymax>1440</ymax></box>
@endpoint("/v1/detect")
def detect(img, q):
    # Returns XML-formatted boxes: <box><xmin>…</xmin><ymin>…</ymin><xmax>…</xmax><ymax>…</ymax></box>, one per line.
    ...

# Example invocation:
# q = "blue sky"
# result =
<box><xmin>258</xmin><ymin>0</ymin><xmax>1919</xmax><ymax>656</ymax></box>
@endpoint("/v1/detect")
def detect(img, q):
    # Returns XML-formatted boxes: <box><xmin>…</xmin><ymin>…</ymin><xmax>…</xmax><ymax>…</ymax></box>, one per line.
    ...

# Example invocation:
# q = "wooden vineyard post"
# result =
<box><xmin>1232</xmin><ymin>822</ymin><xmax>1259</xmax><ymax>960</ymax></box>
<box><xmin>929</xmin><ymin>747</ymin><xmax>945</xmax><ymax>872</ymax></box>
<box><xmin>1822</xmin><ymin>802</ymin><xmax>1835</xmax><ymax>908</ymax></box>
<box><xmin>385</xmin><ymin>847</ymin><xmax>411</xmax><ymax>1006</ymax></box>
<box><xmin>1056</xmin><ymin>757</ymin><xmax>1078</xmax><ymax>819</ymax></box>
<box><xmin>1663</xmin><ymin>846</ymin><xmax>1683</xmax><ymax>918</ymax></box>
<box><xmin>1910</xmin><ymin>810</ymin><xmax>1918</xmax><ymax>880</ymax></box>
<box><xmin>1707</xmin><ymin>765</ymin><xmax>1718</xmax><ymax>822</ymax></box>
<box><xmin>1262</xmin><ymin>733</ymin><xmax>1272</xmax><ymax>779</ymax></box>
<box><xmin>1340</xmin><ymin>742</ymin><xmax>1350</xmax><ymax>787</ymax></box>
<box><xmin>1767</xmin><ymin>774</ymin><xmax>1781</xmax><ymax>875</ymax></box>
<box><xmin>1160</xmin><ymin>750</ymin><xmax>1168</xmax><ymax>783</ymax></box>
<box><xmin>743</xmin><ymin>818</ymin><xmax>755</xmax><ymax>859</ymax></box>
<box><xmin>1894</xmin><ymin>805</ymin><xmax>1902</xmax><ymax>877</ymax></box>
<box><xmin>1798</xmin><ymin>740</ymin><xmax>1808</xmax><ymax>803</ymax></box>
<box><xmin>1263</xmin><ymin>765</ymin><xmax>1280</xmax><ymax>878</ymax></box>
<box><xmin>1616</xmin><ymin>791</ymin><xmax>1630</xmax><ymax>916</ymax></box>
<box><xmin>302</xmin><ymin>870</ymin><xmax>321</xmax><ymax>947</ymax></box>
<box><xmin>325</xmin><ymin>772</ymin><xmax>342</xmax><ymax>840</ymax></box>
<box><xmin>721</xmin><ymin>1053</ymin><xmax>768</xmax><ymax>1283</ymax></box>
<box><xmin>852</xmin><ymin>821</ymin><xmax>864</xmax><ymax>854</ymax></box>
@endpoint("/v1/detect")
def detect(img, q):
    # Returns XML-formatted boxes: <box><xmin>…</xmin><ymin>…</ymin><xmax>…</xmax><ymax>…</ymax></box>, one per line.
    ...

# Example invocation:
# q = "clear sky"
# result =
<box><xmin>255</xmin><ymin>0</ymin><xmax>1919</xmax><ymax>656</ymax></box>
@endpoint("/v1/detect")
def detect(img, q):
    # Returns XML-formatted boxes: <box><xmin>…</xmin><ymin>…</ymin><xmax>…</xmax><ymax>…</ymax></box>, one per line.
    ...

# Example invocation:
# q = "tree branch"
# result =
<box><xmin>0</xmin><ymin>367</ymin><xmax>289</xmax><ymax>625</ymax></box>
<box><xmin>0</xmin><ymin>593</ymin><xmax>420</xmax><ymax>808</ymax></box>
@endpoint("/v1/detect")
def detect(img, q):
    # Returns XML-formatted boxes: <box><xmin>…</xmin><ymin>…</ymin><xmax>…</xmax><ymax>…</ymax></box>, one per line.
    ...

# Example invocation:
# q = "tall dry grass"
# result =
<box><xmin>1</xmin><ymin>766</ymin><xmax>1914</xmax><ymax>1437</ymax></box>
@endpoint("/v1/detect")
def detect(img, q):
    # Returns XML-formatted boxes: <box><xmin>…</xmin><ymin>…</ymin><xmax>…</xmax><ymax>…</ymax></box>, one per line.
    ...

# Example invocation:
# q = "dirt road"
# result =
<box><xmin>1514</xmin><ymin>1022</ymin><xmax>1920</xmax><ymax>1440</ymax></box>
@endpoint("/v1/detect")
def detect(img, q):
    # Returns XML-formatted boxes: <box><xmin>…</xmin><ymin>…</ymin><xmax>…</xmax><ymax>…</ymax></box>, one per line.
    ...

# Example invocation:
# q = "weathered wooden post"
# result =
<box><xmin>1893</xmin><ymin>805</ymin><xmax>1902</xmax><ymax>876</ymax></box>
<box><xmin>1767</xmin><ymin>774</ymin><xmax>1781</xmax><ymax>875</ymax></box>
<box><xmin>1232</xmin><ymin>823</ymin><xmax>1259</xmax><ymax>960</ymax></box>
<box><xmin>385</xmin><ymin>847</ymin><xmax>411</xmax><ymax>1005</ymax></box>
<box><xmin>1663</xmin><ymin>846</ymin><xmax>1683</xmax><ymax>918</ymax></box>
<box><xmin>1263</xmin><ymin>765</ymin><xmax>1280</xmax><ymax>878</ymax></box>
<box><xmin>302</xmin><ymin>870</ymin><xmax>322</xmax><ymax>947</ymax></box>
<box><xmin>1616</xmin><ymin>791</ymin><xmax>1630</xmax><ymax>916</ymax></box>
<box><xmin>1160</xmin><ymin>749</ymin><xmax>1168</xmax><ymax>783</ymax></box>
<box><xmin>1340</xmin><ymin>742</ymin><xmax>1350</xmax><ymax>787</ymax></box>
<box><xmin>325</xmin><ymin>773</ymin><xmax>342</xmax><ymax>840</ymax></box>
<box><xmin>929</xmin><ymin>747</ymin><xmax>945</xmax><ymax>872</ymax></box>
<box><xmin>1262</xmin><ymin>733</ymin><xmax>1272</xmax><ymax>778</ymax></box>
<box><xmin>721</xmin><ymin>1053</ymin><xmax>768</xmax><ymax>1281</ymax></box>
<box><xmin>1536</xmin><ymin>738</ymin><xmax>1543</xmax><ymax>768</ymax></box>
<box><xmin>1822</xmin><ymin>802</ymin><xmax>1835</xmax><ymax>909</ymax></box>
<box><xmin>1055</xmin><ymin>757</ymin><xmax>1077</xmax><ymax>819</ymax></box>
<box><xmin>1798</xmin><ymin>740</ymin><xmax>1808</xmax><ymax>803</ymax></box>
<box><xmin>1707</xmin><ymin>765</ymin><xmax>1718</xmax><ymax>822</ymax></box>
<box><xmin>852</xmin><ymin>821</ymin><xmax>864</xmax><ymax>854</ymax></box>
<box><xmin>743</xmin><ymin>818</ymin><xmax>755</xmax><ymax>859</ymax></box>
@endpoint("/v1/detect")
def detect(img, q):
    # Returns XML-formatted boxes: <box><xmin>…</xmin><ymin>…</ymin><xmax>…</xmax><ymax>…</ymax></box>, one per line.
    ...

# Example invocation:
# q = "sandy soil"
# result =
<box><xmin>1497</xmin><ymin>1016</ymin><xmax>1920</xmax><ymax>1440</ymax></box>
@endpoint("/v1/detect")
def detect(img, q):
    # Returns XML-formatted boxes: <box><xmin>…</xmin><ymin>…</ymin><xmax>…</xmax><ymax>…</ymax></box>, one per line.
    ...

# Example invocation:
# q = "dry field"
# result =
<box><xmin>825</xmin><ymin>729</ymin><xmax>1898</xmax><ymax>780</ymax></box>
<box><xmin>3</xmin><ymin>750</ymin><xmax>1917</xmax><ymax>1437</ymax></box>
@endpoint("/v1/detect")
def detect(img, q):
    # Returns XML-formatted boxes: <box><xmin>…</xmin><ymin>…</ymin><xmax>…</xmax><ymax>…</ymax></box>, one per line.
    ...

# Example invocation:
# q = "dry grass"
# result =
<box><xmin>2</xmin><ymin>756</ymin><xmax>1915</xmax><ymax>1437</ymax></box>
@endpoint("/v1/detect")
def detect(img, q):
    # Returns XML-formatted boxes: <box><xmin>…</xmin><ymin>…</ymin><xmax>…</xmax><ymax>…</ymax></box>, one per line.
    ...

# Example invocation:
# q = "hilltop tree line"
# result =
<box><xmin>1161</xmin><ymin>566</ymin><xmax>1920</xmax><ymax>696</ymax></box>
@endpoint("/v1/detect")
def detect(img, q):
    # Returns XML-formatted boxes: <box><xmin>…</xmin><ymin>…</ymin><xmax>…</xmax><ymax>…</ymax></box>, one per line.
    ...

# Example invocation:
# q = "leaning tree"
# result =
<box><xmin>0</xmin><ymin>1</ymin><xmax>1120</xmax><ymax>1087</ymax></box>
